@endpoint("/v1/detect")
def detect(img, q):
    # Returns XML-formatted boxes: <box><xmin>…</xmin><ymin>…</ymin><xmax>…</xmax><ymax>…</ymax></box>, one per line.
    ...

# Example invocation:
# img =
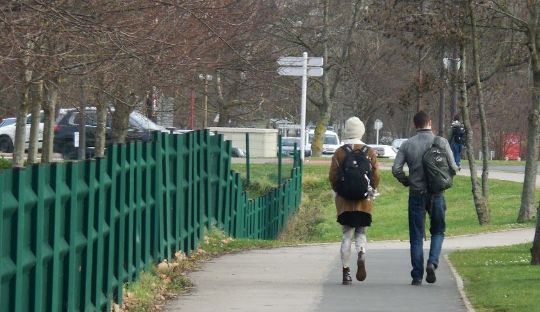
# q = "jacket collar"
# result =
<box><xmin>417</xmin><ymin>129</ymin><xmax>432</xmax><ymax>133</ymax></box>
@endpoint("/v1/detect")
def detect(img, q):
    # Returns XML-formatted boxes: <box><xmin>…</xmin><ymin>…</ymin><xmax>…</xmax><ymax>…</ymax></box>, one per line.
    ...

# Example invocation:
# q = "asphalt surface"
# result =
<box><xmin>165</xmin><ymin>164</ymin><xmax>537</xmax><ymax>312</ymax></box>
<box><xmin>165</xmin><ymin>229</ymin><xmax>534</xmax><ymax>312</ymax></box>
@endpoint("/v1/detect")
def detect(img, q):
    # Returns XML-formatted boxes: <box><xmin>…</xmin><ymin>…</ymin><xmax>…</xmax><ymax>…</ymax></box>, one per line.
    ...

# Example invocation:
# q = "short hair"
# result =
<box><xmin>413</xmin><ymin>111</ymin><xmax>430</xmax><ymax>128</ymax></box>
<box><xmin>453</xmin><ymin>114</ymin><xmax>460</xmax><ymax>122</ymax></box>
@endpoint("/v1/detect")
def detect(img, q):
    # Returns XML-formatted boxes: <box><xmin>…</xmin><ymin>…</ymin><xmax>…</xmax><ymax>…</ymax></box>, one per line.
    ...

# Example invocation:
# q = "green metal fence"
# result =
<box><xmin>0</xmin><ymin>130</ymin><xmax>302</xmax><ymax>312</ymax></box>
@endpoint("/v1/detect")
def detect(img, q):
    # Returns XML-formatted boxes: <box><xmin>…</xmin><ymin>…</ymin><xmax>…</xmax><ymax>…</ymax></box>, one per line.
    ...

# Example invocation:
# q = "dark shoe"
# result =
<box><xmin>342</xmin><ymin>267</ymin><xmax>352</xmax><ymax>285</ymax></box>
<box><xmin>426</xmin><ymin>263</ymin><xmax>436</xmax><ymax>284</ymax></box>
<box><xmin>411</xmin><ymin>279</ymin><xmax>422</xmax><ymax>286</ymax></box>
<box><xmin>356</xmin><ymin>251</ymin><xmax>367</xmax><ymax>281</ymax></box>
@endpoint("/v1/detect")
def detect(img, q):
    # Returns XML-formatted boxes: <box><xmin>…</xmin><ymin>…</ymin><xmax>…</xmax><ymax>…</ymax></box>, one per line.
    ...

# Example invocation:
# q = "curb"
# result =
<box><xmin>444</xmin><ymin>254</ymin><xmax>475</xmax><ymax>312</ymax></box>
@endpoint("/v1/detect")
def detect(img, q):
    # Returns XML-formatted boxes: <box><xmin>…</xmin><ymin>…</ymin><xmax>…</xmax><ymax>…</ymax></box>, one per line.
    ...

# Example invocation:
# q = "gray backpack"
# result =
<box><xmin>423</xmin><ymin>137</ymin><xmax>453</xmax><ymax>193</ymax></box>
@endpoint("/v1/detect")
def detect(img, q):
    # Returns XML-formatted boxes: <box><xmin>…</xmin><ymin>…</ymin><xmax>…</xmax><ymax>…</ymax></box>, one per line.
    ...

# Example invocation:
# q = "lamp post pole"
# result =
<box><xmin>203</xmin><ymin>79</ymin><xmax>208</xmax><ymax>128</ymax></box>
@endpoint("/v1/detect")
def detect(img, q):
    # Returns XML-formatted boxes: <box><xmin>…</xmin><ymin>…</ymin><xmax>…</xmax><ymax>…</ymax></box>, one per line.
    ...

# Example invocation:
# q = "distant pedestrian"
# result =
<box><xmin>329</xmin><ymin>116</ymin><xmax>380</xmax><ymax>285</ymax></box>
<box><xmin>449</xmin><ymin>115</ymin><xmax>465</xmax><ymax>169</ymax></box>
<box><xmin>391</xmin><ymin>111</ymin><xmax>458</xmax><ymax>286</ymax></box>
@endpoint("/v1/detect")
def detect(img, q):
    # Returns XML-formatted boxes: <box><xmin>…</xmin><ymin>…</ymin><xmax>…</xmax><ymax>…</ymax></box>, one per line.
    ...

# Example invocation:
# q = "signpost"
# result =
<box><xmin>277</xmin><ymin>52</ymin><xmax>324</xmax><ymax>160</ymax></box>
<box><xmin>374</xmin><ymin>119</ymin><xmax>383</xmax><ymax>145</ymax></box>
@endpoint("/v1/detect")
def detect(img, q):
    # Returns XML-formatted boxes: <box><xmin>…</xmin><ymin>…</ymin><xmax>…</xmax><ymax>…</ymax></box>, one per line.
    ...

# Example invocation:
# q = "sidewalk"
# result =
<box><xmin>165</xmin><ymin>161</ymin><xmax>536</xmax><ymax>311</ymax></box>
<box><xmin>165</xmin><ymin>229</ymin><xmax>534</xmax><ymax>312</ymax></box>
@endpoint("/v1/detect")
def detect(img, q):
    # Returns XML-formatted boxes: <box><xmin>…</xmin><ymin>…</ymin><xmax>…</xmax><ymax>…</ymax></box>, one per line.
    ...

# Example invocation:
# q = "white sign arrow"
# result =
<box><xmin>277</xmin><ymin>66</ymin><xmax>324</xmax><ymax>77</ymax></box>
<box><xmin>277</xmin><ymin>56</ymin><xmax>324</xmax><ymax>67</ymax></box>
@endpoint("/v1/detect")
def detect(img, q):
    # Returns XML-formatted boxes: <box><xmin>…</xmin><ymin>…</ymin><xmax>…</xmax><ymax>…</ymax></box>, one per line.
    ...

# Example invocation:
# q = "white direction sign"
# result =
<box><xmin>277</xmin><ymin>56</ymin><xmax>324</xmax><ymax>67</ymax></box>
<box><xmin>277</xmin><ymin>52</ymin><xmax>323</xmax><ymax>161</ymax></box>
<box><xmin>374</xmin><ymin>119</ymin><xmax>383</xmax><ymax>130</ymax></box>
<box><xmin>277</xmin><ymin>66</ymin><xmax>324</xmax><ymax>77</ymax></box>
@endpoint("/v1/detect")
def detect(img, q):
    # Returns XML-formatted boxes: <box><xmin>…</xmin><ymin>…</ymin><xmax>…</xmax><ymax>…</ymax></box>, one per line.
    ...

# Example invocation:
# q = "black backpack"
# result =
<box><xmin>423</xmin><ymin>136</ymin><xmax>454</xmax><ymax>194</ymax></box>
<box><xmin>336</xmin><ymin>145</ymin><xmax>373</xmax><ymax>200</ymax></box>
<box><xmin>452</xmin><ymin>124</ymin><xmax>465</xmax><ymax>144</ymax></box>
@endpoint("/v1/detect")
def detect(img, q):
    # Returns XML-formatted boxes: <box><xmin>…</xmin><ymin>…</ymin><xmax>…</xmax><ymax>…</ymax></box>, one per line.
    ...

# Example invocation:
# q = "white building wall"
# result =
<box><xmin>207</xmin><ymin>127</ymin><xmax>278</xmax><ymax>158</ymax></box>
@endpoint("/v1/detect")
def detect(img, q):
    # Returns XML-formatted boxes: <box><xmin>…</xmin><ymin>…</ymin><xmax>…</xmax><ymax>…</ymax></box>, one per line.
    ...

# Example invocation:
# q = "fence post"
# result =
<box><xmin>245</xmin><ymin>132</ymin><xmax>250</xmax><ymax>184</ymax></box>
<box><xmin>278</xmin><ymin>134</ymin><xmax>282</xmax><ymax>186</ymax></box>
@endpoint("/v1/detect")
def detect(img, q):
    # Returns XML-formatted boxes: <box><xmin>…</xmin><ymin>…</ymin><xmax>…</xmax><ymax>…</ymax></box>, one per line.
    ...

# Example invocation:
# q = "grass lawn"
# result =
<box><xmin>234</xmin><ymin>163</ymin><xmax>537</xmax><ymax>242</ymax></box>
<box><xmin>449</xmin><ymin>244</ymin><xmax>540</xmax><ymax>312</ymax></box>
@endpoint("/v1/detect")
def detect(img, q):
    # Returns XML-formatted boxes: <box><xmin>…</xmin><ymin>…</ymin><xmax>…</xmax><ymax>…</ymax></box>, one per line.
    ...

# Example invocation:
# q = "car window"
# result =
<box><xmin>130</xmin><ymin>111</ymin><xmax>162</xmax><ymax>131</ymax></box>
<box><xmin>69</xmin><ymin>111</ymin><xmax>111</xmax><ymax>127</ymax></box>
<box><xmin>324</xmin><ymin>134</ymin><xmax>338</xmax><ymax>145</ymax></box>
<box><xmin>282</xmin><ymin>138</ymin><xmax>299</xmax><ymax>146</ymax></box>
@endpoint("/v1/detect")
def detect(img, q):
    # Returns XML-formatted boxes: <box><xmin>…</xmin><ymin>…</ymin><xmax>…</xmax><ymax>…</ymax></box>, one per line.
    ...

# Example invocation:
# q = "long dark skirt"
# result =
<box><xmin>337</xmin><ymin>211</ymin><xmax>372</xmax><ymax>227</ymax></box>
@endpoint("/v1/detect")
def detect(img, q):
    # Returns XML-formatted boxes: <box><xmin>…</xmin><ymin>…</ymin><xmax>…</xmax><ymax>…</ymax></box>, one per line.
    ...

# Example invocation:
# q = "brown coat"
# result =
<box><xmin>328</xmin><ymin>144</ymin><xmax>380</xmax><ymax>217</ymax></box>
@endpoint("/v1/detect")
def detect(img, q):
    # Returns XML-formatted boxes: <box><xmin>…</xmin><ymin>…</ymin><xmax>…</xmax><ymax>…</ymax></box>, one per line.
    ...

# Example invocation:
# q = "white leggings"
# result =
<box><xmin>341</xmin><ymin>225</ymin><xmax>367</xmax><ymax>268</ymax></box>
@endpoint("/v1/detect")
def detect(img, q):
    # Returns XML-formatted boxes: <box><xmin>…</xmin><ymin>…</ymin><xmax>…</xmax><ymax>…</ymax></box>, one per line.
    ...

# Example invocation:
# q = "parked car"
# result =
<box><xmin>232</xmin><ymin>147</ymin><xmax>246</xmax><ymax>158</ymax></box>
<box><xmin>369</xmin><ymin>144</ymin><xmax>398</xmax><ymax>159</ymax></box>
<box><xmin>54</xmin><ymin>108</ymin><xmax>166</xmax><ymax>159</ymax></box>
<box><xmin>0</xmin><ymin>117</ymin><xmax>16</xmax><ymax>128</ymax></box>
<box><xmin>391</xmin><ymin>138</ymin><xmax>408</xmax><ymax>151</ymax></box>
<box><xmin>279</xmin><ymin>136</ymin><xmax>312</xmax><ymax>157</ymax></box>
<box><xmin>308</xmin><ymin>130</ymin><xmax>340</xmax><ymax>155</ymax></box>
<box><xmin>0</xmin><ymin>113</ymin><xmax>44</xmax><ymax>153</ymax></box>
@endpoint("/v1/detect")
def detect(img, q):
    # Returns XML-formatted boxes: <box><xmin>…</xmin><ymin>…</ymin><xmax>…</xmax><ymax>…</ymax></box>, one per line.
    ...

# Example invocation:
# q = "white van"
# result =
<box><xmin>308</xmin><ymin>130</ymin><xmax>341</xmax><ymax>154</ymax></box>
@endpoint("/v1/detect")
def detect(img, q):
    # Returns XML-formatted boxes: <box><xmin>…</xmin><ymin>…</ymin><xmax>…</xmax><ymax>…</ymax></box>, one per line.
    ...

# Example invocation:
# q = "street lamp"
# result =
<box><xmin>199</xmin><ymin>74</ymin><xmax>213</xmax><ymax>128</ymax></box>
<box><xmin>443</xmin><ymin>57</ymin><xmax>461</xmax><ymax>121</ymax></box>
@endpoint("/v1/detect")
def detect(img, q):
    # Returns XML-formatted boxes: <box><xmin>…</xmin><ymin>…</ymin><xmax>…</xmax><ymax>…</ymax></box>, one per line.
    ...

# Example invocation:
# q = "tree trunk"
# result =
<box><xmin>94</xmin><ymin>75</ymin><xmax>108</xmax><ymax>158</ymax></box>
<box><xmin>438</xmin><ymin>47</ymin><xmax>445</xmax><ymax>136</ymax></box>
<box><xmin>450</xmin><ymin>47</ymin><xmax>459</xmax><ymax>122</ymax></box>
<box><xmin>41</xmin><ymin>78</ymin><xmax>58</xmax><ymax>163</ymax></box>
<box><xmin>312</xmin><ymin>0</ymin><xmax>361</xmax><ymax>156</ymax></box>
<box><xmin>215</xmin><ymin>70</ymin><xmax>229</xmax><ymax>127</ymax></box>
<box><xmin>532</xmin><ymin>202</ymin><xmax>540</xmax><ymax>265</ymax></box>
<box><xmin>27</xmin><ymin>81</ymin><xmax>42</xmax><ymax>164</ymax></box>
<box><xmin>78</xmin><ymin>80</ymin><xmax>87</xmax><ymax>160</ymax></box>
<box><xmin>111</xmin><ymin>87</ymin><xmax>136</xmax><ymax>144</ymax></box>
<box><xmin>518</xmin><ymin>18</ymin><xmax>540</xmax><ymax>222</ymax></box>
<box><xmin>13</xmin><ymin>86</ymin><xmax>30</xmax><ymax>167</ymax></box>
<box><xmin>13</xmin><ymin>39</ymin><xmax>34</xmax><ymax>167</ymax></box>
<box><xmin>468</xmin><ymin>0</ymin><xmax>490</xmax><ymax>203</ymax></box>
<box><xmin>95</xmin><ymin>100</ymin><xmax>108</xmax><ymax>158</ymax></box>
<box><xmin>311</xmin><ymin>0</ymin><xmax>331</xmax><ymax>157</ymax></box>
<box><xmin>459</xmin><ymin>43</ymin><xmax>490</xmax><ymax>225</ymax></box>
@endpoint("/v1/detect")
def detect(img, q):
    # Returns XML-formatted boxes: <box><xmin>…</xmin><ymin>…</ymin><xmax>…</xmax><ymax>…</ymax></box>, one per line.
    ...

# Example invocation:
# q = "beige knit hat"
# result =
<box><xmin>343</xmin><ymin>117</ymin><xmax>365</xmax><ymax>139</ymax></box>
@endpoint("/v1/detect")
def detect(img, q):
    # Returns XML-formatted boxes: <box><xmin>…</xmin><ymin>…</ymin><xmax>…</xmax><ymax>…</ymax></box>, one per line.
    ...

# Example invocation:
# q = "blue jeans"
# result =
<box><xmin>408</xmin><ymin>193</ymin><xmax>446</xmax><ymax>281</ymax></box>
<box><xmin>451</xmin><ymin>142</ymin><xmax>462</xmax><ymax>166</ymax></box>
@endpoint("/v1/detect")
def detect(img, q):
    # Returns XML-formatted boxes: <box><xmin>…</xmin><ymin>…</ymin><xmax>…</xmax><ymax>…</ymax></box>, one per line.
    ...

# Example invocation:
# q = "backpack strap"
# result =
<box><xmin>342</xmin><ymin>144</ymin><xmax>353</xmax><ymax>154</ymax></box>
<box><xmin>360</xmin><ymin>145</ymin><xmax>369</xmax><ymax>155</ymax></box>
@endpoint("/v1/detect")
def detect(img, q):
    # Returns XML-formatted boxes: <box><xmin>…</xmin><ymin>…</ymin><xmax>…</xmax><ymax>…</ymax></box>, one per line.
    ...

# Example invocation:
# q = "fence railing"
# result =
<box><xmin>0</xmin><ymin>130</ymin><xmax>302</xmax><ymax>312</ymax></box>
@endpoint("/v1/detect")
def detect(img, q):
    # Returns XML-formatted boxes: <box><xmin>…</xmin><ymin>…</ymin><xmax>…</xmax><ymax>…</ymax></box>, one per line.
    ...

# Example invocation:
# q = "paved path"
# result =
<box><xmin>165</xmin><ymin>164</ymin><xmax>536</xmax><ymax>311</ymax></box>
<box><xmin>165</xmin><ymin>229</ymin><xmax>534</xmax><ymax>312</ymax></box>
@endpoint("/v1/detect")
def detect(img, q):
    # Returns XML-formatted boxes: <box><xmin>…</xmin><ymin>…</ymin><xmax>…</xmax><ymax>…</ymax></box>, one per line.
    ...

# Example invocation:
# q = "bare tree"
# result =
<box><xmin>467</xmin><ymin>0</ymin><xmax>491</xmax><ymax>215</ymax></box>
<box><xmin>459</xmin><ymin>42</ymin><xmax>491</xmax><ymax>225</ymax></box>
<box><xmin>482</xmin><ymin>1</ymin><xmax>538</xmax><ymax>222</ymax></box>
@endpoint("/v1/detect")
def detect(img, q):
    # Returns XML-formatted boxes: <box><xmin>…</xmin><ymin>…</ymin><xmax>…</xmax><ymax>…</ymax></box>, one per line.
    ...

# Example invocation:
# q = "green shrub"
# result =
<box><xmin>0</xmin><ymin>156</ymin><xmax>11</xmax><ymax>169</ymax></box>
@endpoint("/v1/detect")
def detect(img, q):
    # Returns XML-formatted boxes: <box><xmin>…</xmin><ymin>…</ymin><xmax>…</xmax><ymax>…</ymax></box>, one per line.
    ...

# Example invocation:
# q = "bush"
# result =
<box><xmin>0</xmin><ymin>156</ymin><xmax>11</xmax><ymax>169</ymax></box>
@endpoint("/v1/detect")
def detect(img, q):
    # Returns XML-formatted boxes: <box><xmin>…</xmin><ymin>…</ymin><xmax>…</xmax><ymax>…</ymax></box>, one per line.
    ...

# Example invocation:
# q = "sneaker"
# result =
<box><xmin>342</xmin><ymin>267</ymin><xmax>352</xmax><ymax>285</ymax></box>
<box><xmin>356</xmin><ymin>251</ymin><xmax>367</xmax><ymax>281</ymax></box>
<box><xmin>426</xmin><ymin>263</ymin><xmax>436</xmax><ymax>284</ymax></box>
<box><xmin>411</xmin><ymin>279</ymin><xmax>422</xmax><ymax>286</ymax></box>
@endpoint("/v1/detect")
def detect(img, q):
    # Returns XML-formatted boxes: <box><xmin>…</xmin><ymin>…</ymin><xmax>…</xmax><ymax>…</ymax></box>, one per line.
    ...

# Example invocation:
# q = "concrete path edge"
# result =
<box><xmin>444</xmin><ymin>254</ymin><xmax>475</xmax><ymax>312</ymax></box>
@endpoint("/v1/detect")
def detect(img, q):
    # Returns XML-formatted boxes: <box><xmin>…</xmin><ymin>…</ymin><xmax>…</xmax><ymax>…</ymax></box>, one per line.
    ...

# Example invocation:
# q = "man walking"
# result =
<box><xmin>392</xmin><ymin>111</ymin><xmax>458</xmax><ymax>286</ymax></box>
<box><xmin>449</xmin><ymin>115</ymin><xmax>465</xmax><ymax>169</ymax></box>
